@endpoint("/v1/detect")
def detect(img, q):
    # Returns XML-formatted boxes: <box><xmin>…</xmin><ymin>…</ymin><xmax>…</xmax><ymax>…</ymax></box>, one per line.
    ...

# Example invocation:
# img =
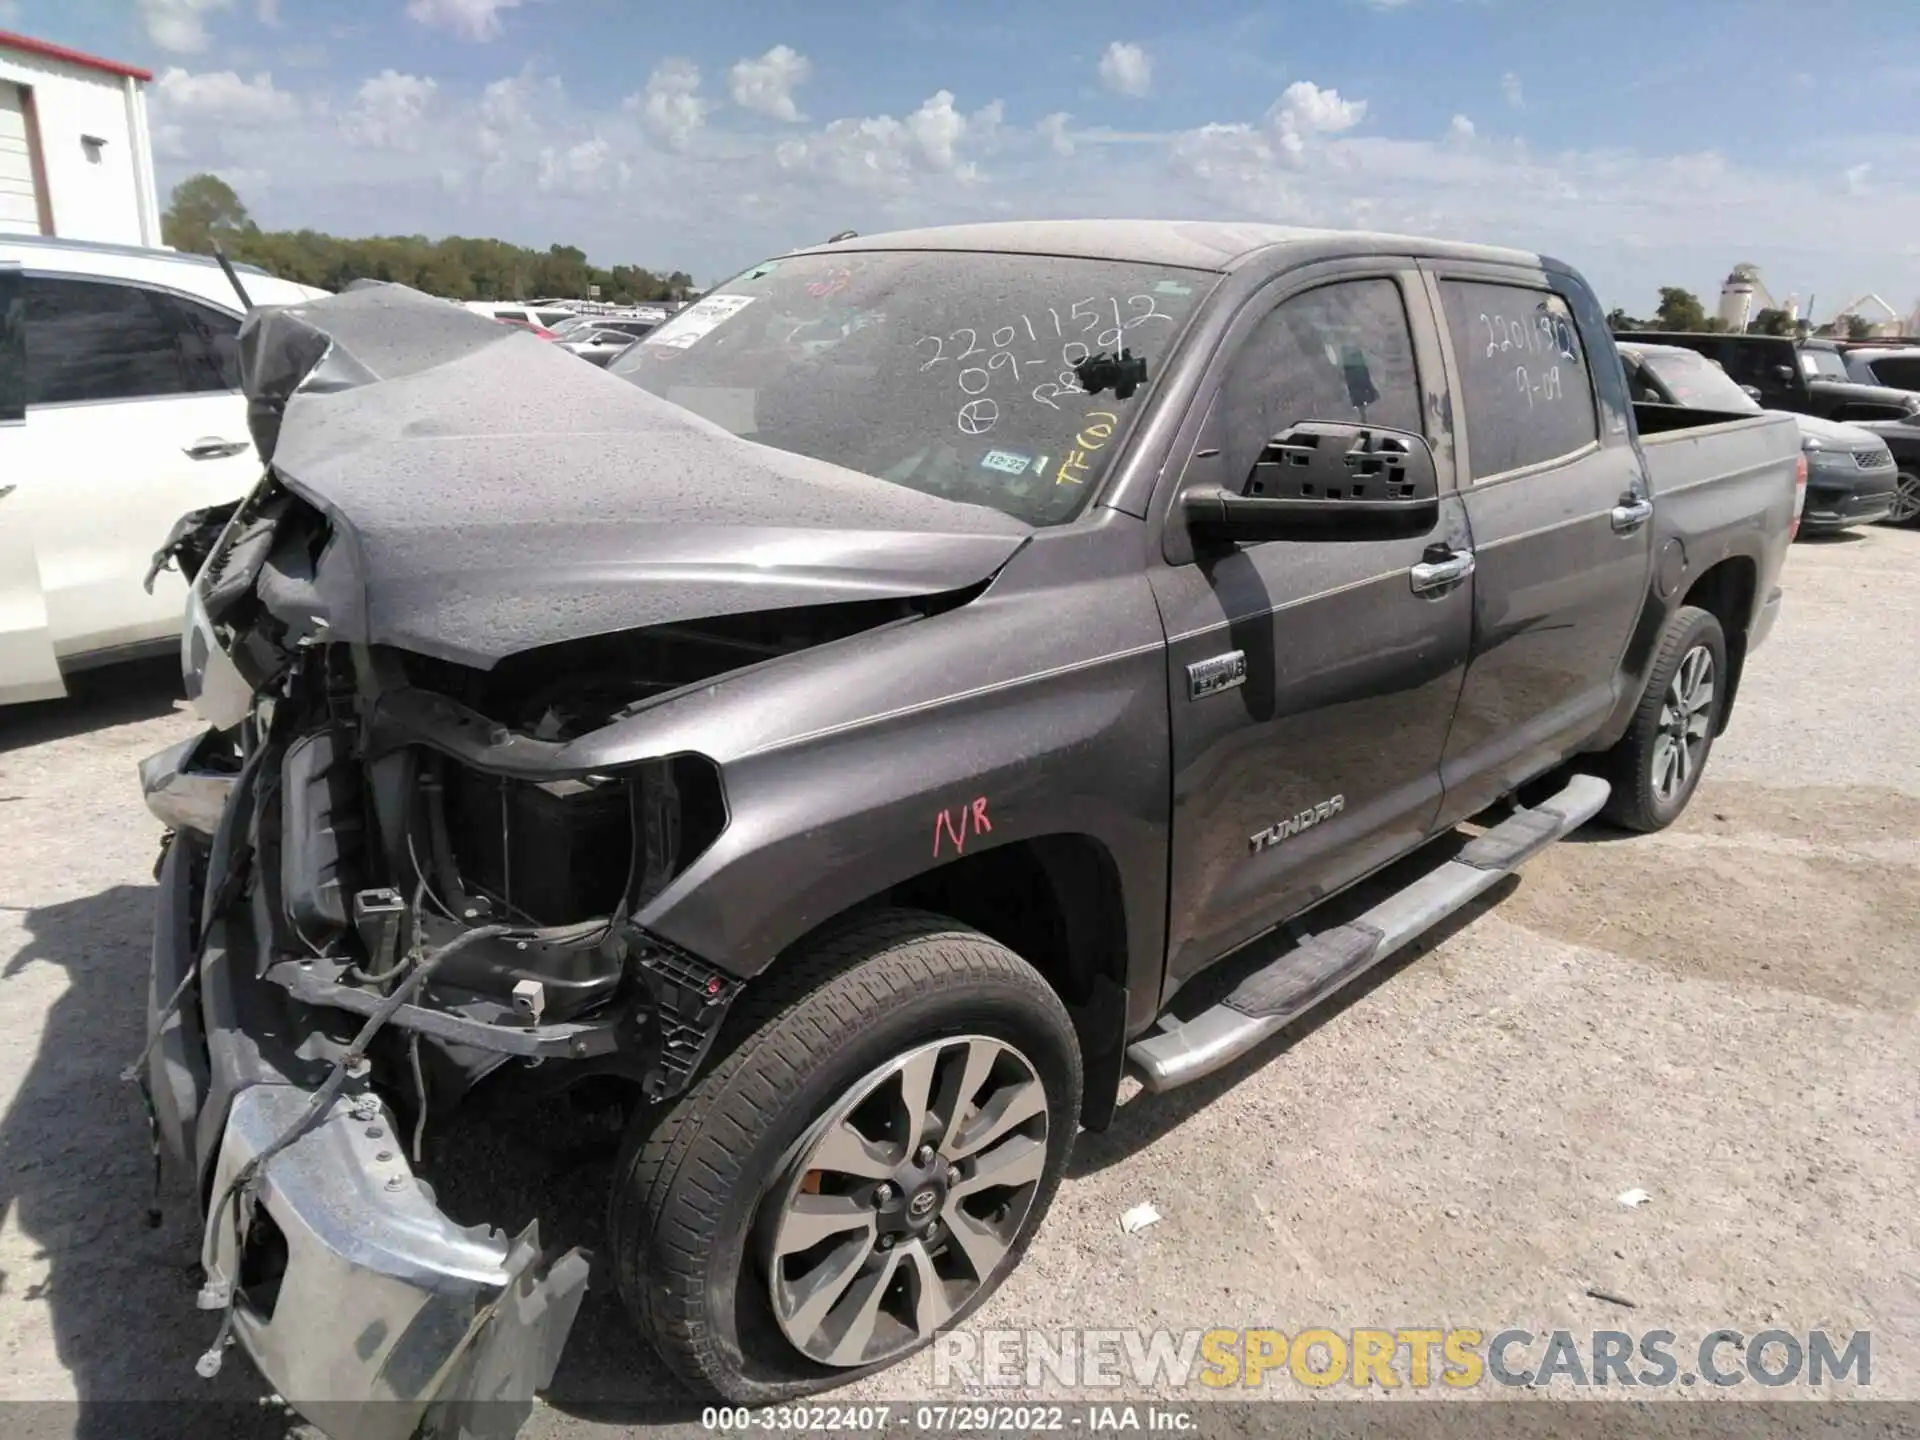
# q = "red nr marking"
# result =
<box><xmin>932</xmin><ymin>796</ymin><xmax>993</xmax><ymax>858</ymax></box>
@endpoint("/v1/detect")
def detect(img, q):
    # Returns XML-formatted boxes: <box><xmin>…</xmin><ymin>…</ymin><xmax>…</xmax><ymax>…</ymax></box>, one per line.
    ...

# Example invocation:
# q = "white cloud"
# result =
<box><xmin>776</xmin><ymin>90</ymin><xmax>1001</xmax><ymax>189</ymax></box>
<box><xmin>628</xmin><ymin>58</ymin><xmax>709</xmax><ymax>152</ymax></box>
<box><xmin>142</xmin><ymin>63</ymin><xmax>1920</xmax><ymax>318</ymax></box>
<box><xmin>1097</xmin><ymin>41</ymin><xmax>1153</xmax><ymax>98</ymax></box>
<box><xmin>538</xmin><ymin>137</ymin><xmax>631</xmax><ymax>195</ymax></box>
<box><xmin>137</xmin><ymin>0</ymin><xmax>235</xmax><ymax>54</ymax></box>
<box><xmin>1846</xmin><ymin>162</ymin><xmax>1872</xmax><ymax>195</ymax></box>
<box><xmin>152</xmin><ymin>67</ymin><xmax>299</xmax><ymax>123</ymax></box>
<box><xmin>405</xmin><ymin>0</ymin><xmax>522</xmax><ymax>42</ymax></box>
<box><xmin>256</xmin><ymin>0</ymin><xmax>280</xmax><ymax>23</ymax></box>
<box><xmin>475</xmin><ymin>68</ymin><xmax>564</xmax><ymax>164</ymax></box>
<box><xmin>1502</xmin><ymin>71</ymin><xmax>1525</xmax><ymax>108</ymax></box>
<box><xmin>1269</xmin><ymin>80</ymin><xmax>1366</xmax><ymax>160</ymax></box>
<box><xmin>729</xmin><ymin>45</ymin><xmax>812</xmax><ymax>122</ymax></box>
<box><xmin>1038</xmin><ymin>111</ymin><xmax>1075</xmax><ymax>157</ymax></box>
<box><xmin>341</xmin><ymin>70</ymin><xmax>439</xmax><ymax>150</ymax></box>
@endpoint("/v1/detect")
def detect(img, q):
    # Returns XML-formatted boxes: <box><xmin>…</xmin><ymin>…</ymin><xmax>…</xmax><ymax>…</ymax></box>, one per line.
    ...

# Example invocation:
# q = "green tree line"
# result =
<box><xmin>161</xmin><ymin>173</ymin><xmax>697</xmax><ymax>304</ymax></box>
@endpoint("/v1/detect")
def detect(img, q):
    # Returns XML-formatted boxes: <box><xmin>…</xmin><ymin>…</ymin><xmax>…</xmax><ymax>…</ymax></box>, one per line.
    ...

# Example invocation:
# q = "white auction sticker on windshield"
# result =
<box><xmin>647</xmin><ymin>294</ymin><xmax>757</xmax><ymax>349</ymax></box>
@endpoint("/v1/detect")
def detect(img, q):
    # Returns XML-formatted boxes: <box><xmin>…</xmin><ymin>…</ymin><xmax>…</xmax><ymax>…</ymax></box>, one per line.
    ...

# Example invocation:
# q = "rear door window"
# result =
<box><xmin>1437</xmin><ymin>279</ymin><xmax>1598</xmax><ymax>479</ymax></box>
<box><xmin>157</xmin><ymin>292</ymin><xmax>242</xmax><ymax>392</ymax></box>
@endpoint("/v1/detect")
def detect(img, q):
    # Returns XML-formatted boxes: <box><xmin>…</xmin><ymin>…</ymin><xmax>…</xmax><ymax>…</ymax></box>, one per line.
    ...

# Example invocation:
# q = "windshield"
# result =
<box><xmin>1636</xmin><ymin>349</ymin><xmax>1761</xmax><ymax>413</ymax></box>
<box><xmin>1799</xmin><ymin>347</ymin><xmax>1851</xmax><ymax>380</ymax></box>
<box><xmin>608</xmin><ymin>250</ymin><xmax>1215</xmax><ymax>525</ymax></box>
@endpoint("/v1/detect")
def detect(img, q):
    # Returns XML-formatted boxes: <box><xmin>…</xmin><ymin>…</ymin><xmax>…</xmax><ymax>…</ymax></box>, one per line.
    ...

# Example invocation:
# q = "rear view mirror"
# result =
<box><xmin>1184</xmin><ymin>422</ymin><xmax>1441</xmax><ymax>546</ymax></box>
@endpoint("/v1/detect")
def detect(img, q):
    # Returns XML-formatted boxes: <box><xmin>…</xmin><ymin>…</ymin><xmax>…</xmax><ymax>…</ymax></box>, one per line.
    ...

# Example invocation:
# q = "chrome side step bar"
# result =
<box><xmin>1127</xmin><ymin>773</ymin><xmax>1611</xmax><ymax>1093</ymax></box>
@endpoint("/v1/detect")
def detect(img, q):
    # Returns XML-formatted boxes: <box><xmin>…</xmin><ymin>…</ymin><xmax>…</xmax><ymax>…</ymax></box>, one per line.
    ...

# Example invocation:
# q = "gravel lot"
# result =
<box><xmin>2</xmin><ymin>525</ymin><xmax>1916</xmax><ymax>1434</ymax></box>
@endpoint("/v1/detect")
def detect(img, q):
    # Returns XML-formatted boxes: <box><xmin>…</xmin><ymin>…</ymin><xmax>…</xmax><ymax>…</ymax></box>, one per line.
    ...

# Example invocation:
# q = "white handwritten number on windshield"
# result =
<box><xmin>916</xmin><ymin>294</ymin><xmax>1176</xmax><ymax>420</ymax></box>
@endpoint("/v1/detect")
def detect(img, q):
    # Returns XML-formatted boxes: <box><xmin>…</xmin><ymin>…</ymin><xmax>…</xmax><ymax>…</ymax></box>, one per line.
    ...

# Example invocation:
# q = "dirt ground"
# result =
<box><xmin>1</xmin><ymin>525</ymin><xmax>1916</xmax><ymax>1436</ymax></box>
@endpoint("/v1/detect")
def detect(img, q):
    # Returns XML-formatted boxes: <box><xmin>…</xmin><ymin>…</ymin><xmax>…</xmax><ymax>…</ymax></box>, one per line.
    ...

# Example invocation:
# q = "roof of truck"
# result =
<box><xmin>788</xmin><ymin>219</ymin><xmax>1546</xmax><ymax>274</ymax></box>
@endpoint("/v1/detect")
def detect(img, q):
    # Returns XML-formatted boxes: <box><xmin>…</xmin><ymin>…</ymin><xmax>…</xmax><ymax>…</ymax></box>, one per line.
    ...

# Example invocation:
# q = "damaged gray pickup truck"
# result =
<box><xmin>136</xmin><ymin>221</ymin><xmax>1802</xmax><ymax>1434</ymax></box>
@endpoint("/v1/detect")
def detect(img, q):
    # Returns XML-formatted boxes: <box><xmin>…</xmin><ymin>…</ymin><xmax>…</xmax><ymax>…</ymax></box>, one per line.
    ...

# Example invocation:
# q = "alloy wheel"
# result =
<box><xmin>762</xmin><ymin>1035</ymin><xmax>1050</xmax><ymax>1368</ymax></box>
<box><xmin>1890</xmin><ymin>470</ymin><xmax>1920</xmax><ymax>526</ymax></box>
<box><xmin>1651</xmin><ymin>644</ymin><xmax>1715</xmax><ymax>805</ymax></box>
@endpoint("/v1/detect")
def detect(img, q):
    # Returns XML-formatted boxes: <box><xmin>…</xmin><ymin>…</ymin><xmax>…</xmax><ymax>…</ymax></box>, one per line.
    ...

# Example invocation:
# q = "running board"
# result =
<box><xmin>1127</xmin><ymin>773</ymin><xmax>1611</xmax><ymax>1093</ymax></box>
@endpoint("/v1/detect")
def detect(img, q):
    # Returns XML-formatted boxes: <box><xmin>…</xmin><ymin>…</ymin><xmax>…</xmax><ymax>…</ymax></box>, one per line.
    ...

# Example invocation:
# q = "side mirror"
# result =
<box><xmin>1773</xmin><ymin>364</ymin><xmax>1797</xmax><ymax>383</ymax></box>
<box><xmin>1183</xmin><ymin>422</ymin><xmax>1441</xmax><ymax>546</ymax></box>
<box><xmin>1740</xmin><ymin>384</ymin><xmax>1763</xmax><ymax>401</ymax></box>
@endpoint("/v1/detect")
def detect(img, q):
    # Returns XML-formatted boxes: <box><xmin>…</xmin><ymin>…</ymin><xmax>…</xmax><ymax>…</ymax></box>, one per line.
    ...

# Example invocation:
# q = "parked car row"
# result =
<box><xmin>1620</xmin><ymin>330</ymin><xmax>1920</xmax><ymax>530</ymax></box>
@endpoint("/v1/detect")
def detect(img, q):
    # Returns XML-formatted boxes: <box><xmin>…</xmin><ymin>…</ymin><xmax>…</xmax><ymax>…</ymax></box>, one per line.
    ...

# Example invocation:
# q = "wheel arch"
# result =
<box><xmin>781</xmin><ymin>832</ymin><xmax>1134</xmax><ymax>1131</ymax></box>
<box><xmin>1679</xmin><ymin>554</ymin><xmax>1756</xmax><ymax>736</ymax></box>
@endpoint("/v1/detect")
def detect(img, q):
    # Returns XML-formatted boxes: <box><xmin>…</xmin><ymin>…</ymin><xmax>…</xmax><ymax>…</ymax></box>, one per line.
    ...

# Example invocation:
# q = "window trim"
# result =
<box><xmin>18</xmin><ymin>266</ymin><xmax>246</xmax><ymax>411</ymax></box>
<box><xmin>1425</xmin><ymin>270</ymin><xmax>1605</xmax><ymax>488</ymax></box>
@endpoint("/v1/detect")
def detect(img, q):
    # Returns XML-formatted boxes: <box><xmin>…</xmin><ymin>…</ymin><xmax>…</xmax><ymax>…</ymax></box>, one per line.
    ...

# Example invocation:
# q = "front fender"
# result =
<box><xmin>633</xmin><ymin>642</ymin><xmax>1170</xmax><ymax>1003</ymax></box>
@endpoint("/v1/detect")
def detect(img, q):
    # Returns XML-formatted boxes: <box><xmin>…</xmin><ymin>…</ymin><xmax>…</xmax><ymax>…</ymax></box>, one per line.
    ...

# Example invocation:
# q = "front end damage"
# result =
<box><xmin>139</xmin><ymin>606</ymin><xmax>746</xmax><ymax>1437</ymax></box>
<box><xmin>135</xmin><ymin>282</ymin><xmax>1030</xmax><ymax>1434</ymax></box>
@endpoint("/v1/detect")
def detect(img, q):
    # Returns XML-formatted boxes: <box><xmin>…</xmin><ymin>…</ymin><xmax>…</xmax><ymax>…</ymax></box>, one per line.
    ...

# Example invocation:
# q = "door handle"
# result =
<box><xmin>182</xmin><ymin>437</ymin><xmax>251</xmax><ymax>461</ymax></box>
<box><xmin>1409</xmin><ymin>549</ymin><xmax>1475</xmax><ymax>596</ymax></box>
<box><xmin>1611</xmin><ymin>496</ymin><xmax>1654</xmax><ymax>533</ymax></box>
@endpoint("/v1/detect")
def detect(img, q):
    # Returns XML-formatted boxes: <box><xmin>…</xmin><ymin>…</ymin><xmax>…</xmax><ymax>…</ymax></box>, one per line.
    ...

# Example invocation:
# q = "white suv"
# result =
<box><xmin>0</xmin><ymin>235</ymin><xmax>327</xmax><ymax>705</ymax></box>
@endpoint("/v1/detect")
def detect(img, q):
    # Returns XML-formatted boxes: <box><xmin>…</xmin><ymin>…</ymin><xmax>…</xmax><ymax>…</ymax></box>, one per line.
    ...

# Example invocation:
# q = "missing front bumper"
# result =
<box><xmin>203</xmin><ymin>1084</ymin><xmax>588</xmax><ymax>1440</ymax></box>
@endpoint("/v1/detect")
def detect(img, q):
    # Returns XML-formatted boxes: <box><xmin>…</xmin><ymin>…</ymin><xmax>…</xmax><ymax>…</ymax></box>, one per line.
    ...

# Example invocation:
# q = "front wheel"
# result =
<box><xmin>1600</xmin><ymin>605</ymin><xmax>1727</xmax><ymax>833</ymax></box>
<box><xmin>1884</xmin><ymin>468</ymin><xmax>1920</xmax><ymax>527</ymax></box>
<box><xmin>607</xmin><ymin>910</ymin><xmax>1082</xmax><ymax>1402</ymax></box>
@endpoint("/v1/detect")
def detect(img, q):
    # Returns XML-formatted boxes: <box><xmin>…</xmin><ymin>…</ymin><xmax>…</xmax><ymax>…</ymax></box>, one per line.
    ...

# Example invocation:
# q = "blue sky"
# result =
<box><xmin>8</xmin><ymin>0</ymin><xmax>1920</xmax><ymax>319</ymax></box>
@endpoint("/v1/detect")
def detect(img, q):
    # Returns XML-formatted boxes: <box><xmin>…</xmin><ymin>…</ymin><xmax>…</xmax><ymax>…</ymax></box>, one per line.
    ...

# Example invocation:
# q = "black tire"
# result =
<box><xmin>607</xmin><ymin>908</ymin><xmax>1082</xmax><ymax>1402</ymax></box>
<box><xmin>1600</xmin><ymin>604</ymin><xmax>1727</xmax><ymax>833</ymax></box>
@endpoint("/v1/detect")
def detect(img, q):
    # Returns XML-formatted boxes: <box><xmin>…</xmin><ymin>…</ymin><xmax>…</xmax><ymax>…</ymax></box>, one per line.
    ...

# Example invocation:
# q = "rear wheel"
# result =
<box><xmin>1885</xmin><ymin>468</ymin><xmax>1920</xmax><ymax>527</ymax></box>
<box><xmin>607</xmin><ymin>910</ymin><xmax>1081</xmax><ymax>1402</ymax></box>
<box><xmin>1600</xmin><ymin>605</ymin><xmax>1726</xmax><ymax>833</ymax></box>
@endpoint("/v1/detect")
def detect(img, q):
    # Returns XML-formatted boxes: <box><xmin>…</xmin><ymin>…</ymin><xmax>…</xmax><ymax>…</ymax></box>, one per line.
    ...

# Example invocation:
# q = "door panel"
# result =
<box><xmin>1153</xmin><ymin>269</ymin><xmax>1473</xmax><ymax>995</ymax></box>
<box><xmin>10</xmin><ymin>272</ymin><xmax>258</xmax><ymax>660</ymax></box>
<box><xmin>15</xmin><ymin>393</ymin><xmax>258</xmax><ymax>656</ymax></box>
<box><xmin>1425</xmin><ymin>270</ymin><xmax>1654</xmax><ymax>824</ymax></box>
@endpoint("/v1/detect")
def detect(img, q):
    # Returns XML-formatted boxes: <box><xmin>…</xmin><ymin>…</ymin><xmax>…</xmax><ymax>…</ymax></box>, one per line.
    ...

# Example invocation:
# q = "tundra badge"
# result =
<box><xmin>1250</xmin><ymin>795</ymin><xmax>1345</xmax><ymax>853</ymax></box>
<box><xmin>1187</xmin><ymin>650</ymin><xmax>1247</xmax><ymax>701</ymax></box>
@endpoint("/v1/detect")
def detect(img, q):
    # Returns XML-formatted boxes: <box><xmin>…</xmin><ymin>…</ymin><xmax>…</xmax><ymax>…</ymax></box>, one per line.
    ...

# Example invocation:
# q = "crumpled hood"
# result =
<box><xmin>236</xmin><ymin>282</ymin><xmax>1031</xmax><ymax>668</ymax></box>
